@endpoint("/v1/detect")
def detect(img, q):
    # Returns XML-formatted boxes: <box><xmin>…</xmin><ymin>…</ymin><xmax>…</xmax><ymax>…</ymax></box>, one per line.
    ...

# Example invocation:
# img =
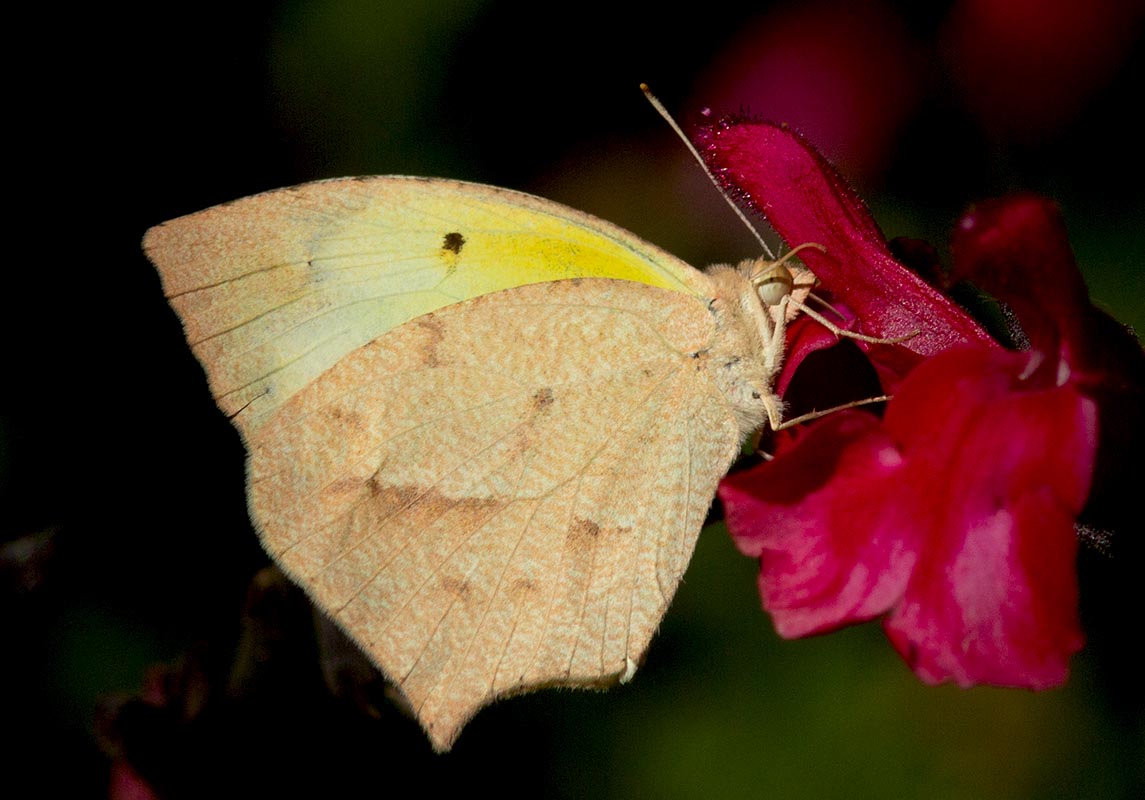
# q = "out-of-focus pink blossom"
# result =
<box><xmin>690</xmin><ymin>0</ymin><xmax>924</xmax><ymax>183</ymax></box>
<box><xmin>942</xmin><ymin>0</ymin><xmax>1145</xmax><ymax>139</ymax></box>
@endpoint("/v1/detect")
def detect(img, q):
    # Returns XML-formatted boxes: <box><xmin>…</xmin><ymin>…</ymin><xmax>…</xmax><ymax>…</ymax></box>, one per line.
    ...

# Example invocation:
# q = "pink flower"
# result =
<box><xmin>697</xmin><ymin>118</ymin><xmax>1144</xmax><ymax>688</ymax></box>
<box><xmin>689</xmin><ymin>0</ymin><xmax>925</xmax><ymax>182</ymax></box>
<box><xmin>941</xmin><ymin>0</ymin><xmax>1144</xmax><ymax>139</ymax></box>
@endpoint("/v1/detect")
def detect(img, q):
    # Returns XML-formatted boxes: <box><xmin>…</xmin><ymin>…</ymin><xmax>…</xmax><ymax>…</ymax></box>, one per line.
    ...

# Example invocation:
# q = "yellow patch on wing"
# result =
<box><xmin>144</xmin><ymin>177</ymin><xmax>709</xmax><ymax>437</ymax></box>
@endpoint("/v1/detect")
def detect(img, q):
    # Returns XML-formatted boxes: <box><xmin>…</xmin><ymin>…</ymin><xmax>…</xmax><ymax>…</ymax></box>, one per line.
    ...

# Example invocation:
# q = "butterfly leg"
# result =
<box><xmin>760</xmin><ymin>295</ymin><xmax>789</xmax><ymax>433</ymax></box>
<box><xmin>761</xmin><ymin>295</ymin><xmax>789</xmax><ymax>378</ymax></box>
<box><xmin>788</xmin><ymin>297</ymin><xmax>919</xmax><ymax>345</ymax></box>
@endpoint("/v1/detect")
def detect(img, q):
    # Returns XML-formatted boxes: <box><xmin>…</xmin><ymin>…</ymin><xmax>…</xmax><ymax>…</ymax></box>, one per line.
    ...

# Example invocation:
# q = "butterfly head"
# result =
<box><xmin>751</xmin><ymin>260</ymin><xmax>795</xmax><ymax>307</ymax></box>
<box><xmin>747</xmin><ymin>243</ymin><xmax>824</xmax><ymax>308</ymax></box>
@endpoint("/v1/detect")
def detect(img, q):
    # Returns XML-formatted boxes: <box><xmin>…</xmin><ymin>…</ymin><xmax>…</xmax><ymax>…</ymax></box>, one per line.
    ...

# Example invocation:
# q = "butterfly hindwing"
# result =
<box><xmin>247</xmin><ymin>278</ymin><xmax>743</xmax><ymax>750</ymax></box>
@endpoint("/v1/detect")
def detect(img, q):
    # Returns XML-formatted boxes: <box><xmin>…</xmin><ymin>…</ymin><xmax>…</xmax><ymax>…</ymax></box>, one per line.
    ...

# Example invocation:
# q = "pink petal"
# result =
<box><xmin>775</xmin><ymin>314</ymin><xmax>851</xmax><ymax>396</ymax></box>
<box><xmin>722</xmin><ymin>345</ymin><xmax>1094</xmax><ymax>687</ymax></box>
<box><xmin>952</xmin><ymin>195</ymin><xmax>1090</xmax><ymax>360</ymax></box>
<box><xmin>696</xmin><ymin>119</ymin><xmax>994</xmax><ymax>363</ymax></box>
<box><xmin>721</xmin><ymin>411</ymin><xmax>916</xmax><ymax>637</ymax></box>
<box><xmin>953</xmin><ymin>194</ymin><xmax>1145</xmax><ymax>545</ymax></box>
<box><xmin>881</xmin><ymin>347</ymin><xmax>1093</xmax><ymax>687</ymax></box>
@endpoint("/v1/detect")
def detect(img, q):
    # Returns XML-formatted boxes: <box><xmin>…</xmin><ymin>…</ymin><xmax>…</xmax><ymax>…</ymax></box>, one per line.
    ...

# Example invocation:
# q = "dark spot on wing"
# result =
<box><xmin>510</xmin><ymin>577</ymin><xmax>539</xmax><ymax>597</ymax></box>
<box><xmin>326</xmin><ymin>404</ymin><xmax>365</xmax><ymax>432</ymax></box>
<box><xmin>532</xmin><ymin>387</ymin><xmax>554</xmax><ymax>411</ymax></box>
<box><xmin>413</xmin><ymin>315</ymin><xmax>445</xmax><ymax>367</ymax></box>
<box><xmin>567</xmin><ymin>518</ymin><xmax>601</xmax><ymax>549</ymax></box>
<box><xmin>442</xmin><ymin>231</ymin><xmax>465</xmax><ymax>255</ymax></box>
<box><xmin>440</xmin><ymin>576</ymin><xmax>472</xmax><ymax>597</ymax></box>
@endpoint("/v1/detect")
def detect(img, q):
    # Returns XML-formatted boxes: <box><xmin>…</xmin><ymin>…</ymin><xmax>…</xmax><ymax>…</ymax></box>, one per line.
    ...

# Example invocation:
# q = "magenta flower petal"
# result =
<box><xmin>701</xmin><ymin>116</ymin><xmax>1138</xmax><ymax>689</ymax></box>
<box><xmin>721</xmin><ymin>411</ymin><xmax>916</xmax><ymax>637</ymax></box>
<box><xmin>879</xmin><ymin>346</ymin><xmax>1093</xmax><ymax>687</ymax></box>
<box><xmin>722</xmin><ymin>345</ymin><xmax>1095</xmax><ymax>687</ymax></box>
<box><xmin>952</xmin><ymin>195</ymin><xmax>1089</xmax><ymax>360</ymax></box>
<box><xmin>952</xmin><ymin>195</ymin><xmax>1145</xmax><ymax>537</ymax></box>
<box><xmin>776</xmin><ymin>314</ymin><xmax>851</xmax><ymax>396</ymax></box>
<box><xmin>696</xmin><ymin>119</ymin><xmax>995</xmax><ymax>366</ymax></box>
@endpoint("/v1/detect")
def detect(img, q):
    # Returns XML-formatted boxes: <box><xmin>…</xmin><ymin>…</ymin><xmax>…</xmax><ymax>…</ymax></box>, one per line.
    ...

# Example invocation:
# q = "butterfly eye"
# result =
<box><xmin>753</xmin><ymin>261</ymin><xmax>795</xmax><ymax>307</ymax></box>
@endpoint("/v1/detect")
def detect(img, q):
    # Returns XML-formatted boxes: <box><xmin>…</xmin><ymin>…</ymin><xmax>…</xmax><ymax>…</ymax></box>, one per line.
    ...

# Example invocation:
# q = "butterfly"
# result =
<box><xmin>143</xmin><ymin>174</ymin><xmax>819</xmax><ymax>751</ymax></box>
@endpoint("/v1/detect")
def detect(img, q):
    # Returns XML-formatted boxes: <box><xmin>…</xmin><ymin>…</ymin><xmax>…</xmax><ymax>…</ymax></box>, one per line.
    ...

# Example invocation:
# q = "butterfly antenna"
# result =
<box><xmin>641</xmin><ymin>83</ymin><xmax>775</xmax><ymax>259</ymax></box>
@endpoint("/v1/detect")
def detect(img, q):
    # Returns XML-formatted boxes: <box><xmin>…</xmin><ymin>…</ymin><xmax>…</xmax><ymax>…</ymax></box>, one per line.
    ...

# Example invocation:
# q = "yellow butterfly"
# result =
<box><xmin>144</xmin><ymin>175</ymin><xmax>814</xmax><ymax>751</ymax></box>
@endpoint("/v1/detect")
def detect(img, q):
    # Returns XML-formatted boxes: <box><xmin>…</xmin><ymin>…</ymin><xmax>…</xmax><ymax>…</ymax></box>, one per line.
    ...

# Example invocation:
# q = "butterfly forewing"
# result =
<box><xmin>144</xmin><ymin>177</ymin><xmax>710</xmax><ymax>436</ymax></box>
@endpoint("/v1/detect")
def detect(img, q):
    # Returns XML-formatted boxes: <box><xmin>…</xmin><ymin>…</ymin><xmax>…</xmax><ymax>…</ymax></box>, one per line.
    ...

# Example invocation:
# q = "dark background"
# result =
<box><xmin>6</xmin><ymin>1</ymin><xmax>1143</xmax><ymax>796</ymax></box>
